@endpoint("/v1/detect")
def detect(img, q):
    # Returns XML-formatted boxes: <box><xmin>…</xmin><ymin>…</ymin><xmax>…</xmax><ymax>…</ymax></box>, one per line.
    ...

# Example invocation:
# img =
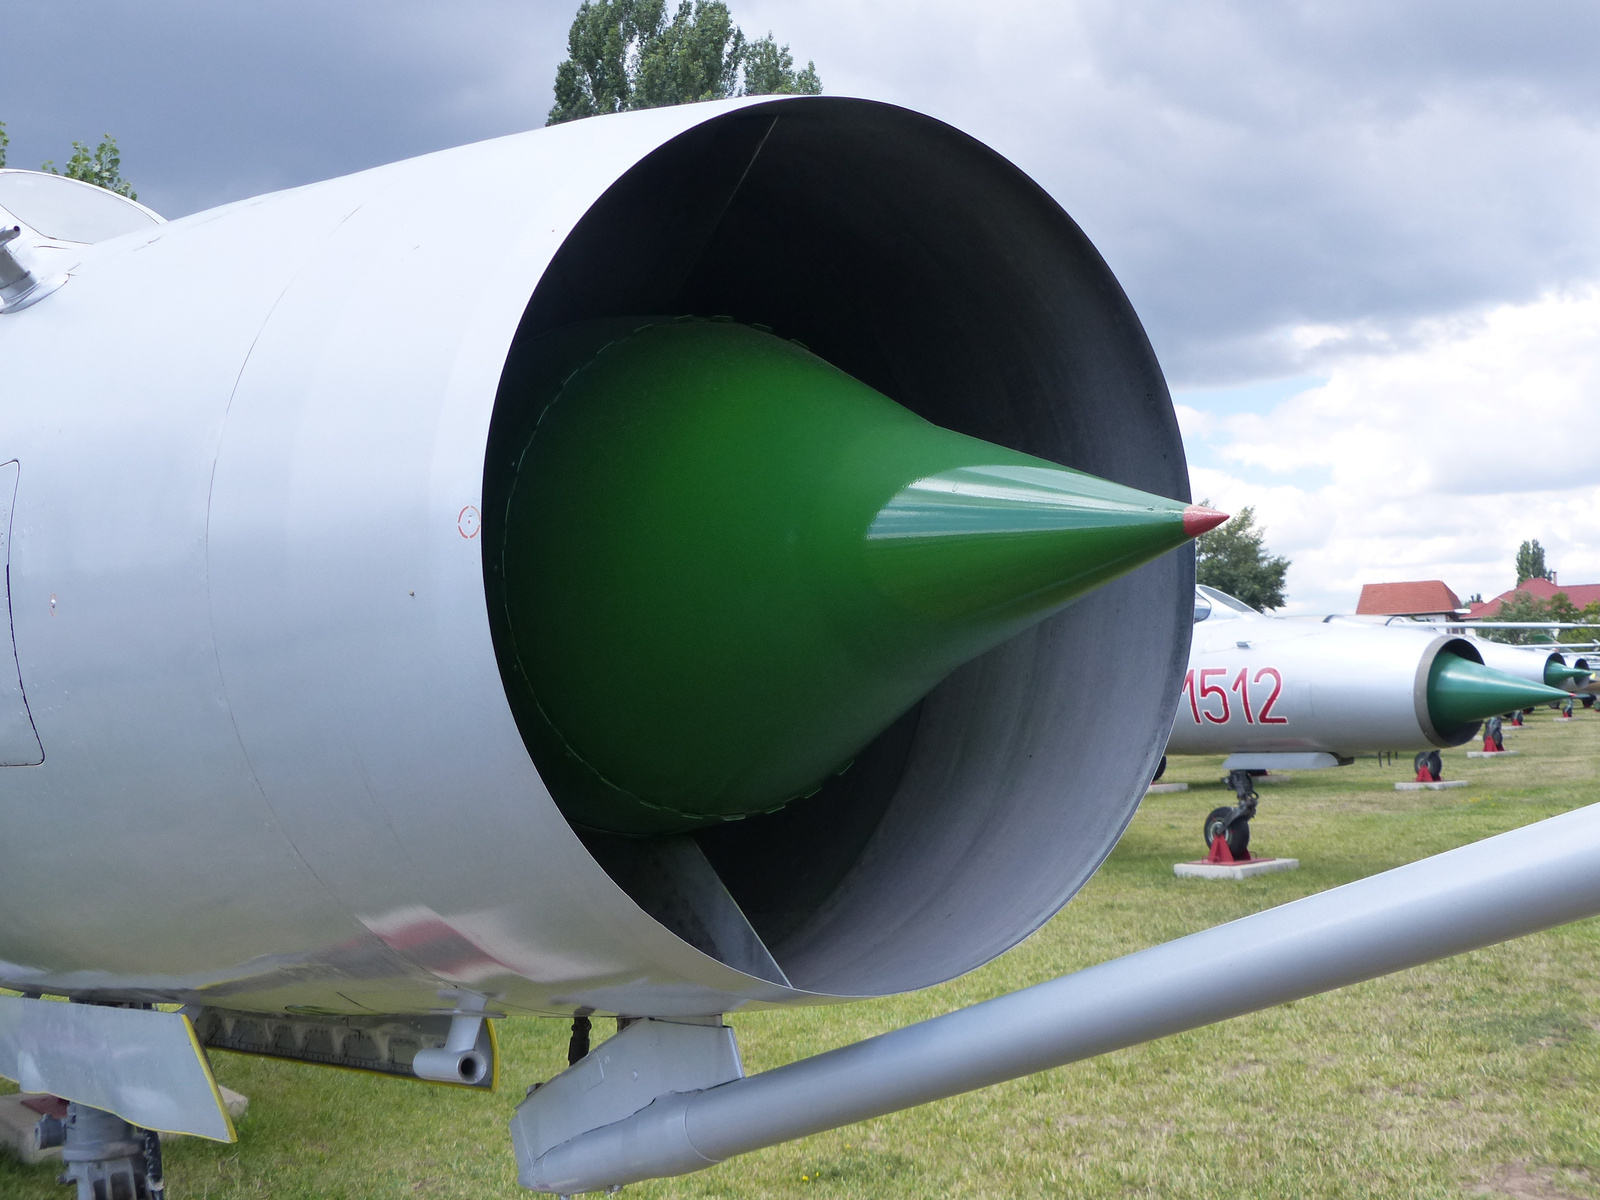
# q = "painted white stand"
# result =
<box><xmin>1467</xmin><ymin>750</ymin><xmax>1519</xmax><ymax>758</ymax></box>
<box><xmin>1395</xmin><ymin>779</ymin><xmax>1469</xmax><ymax>791</ymax></box>
<box><xmin>1174</xmin><ymin>857</ymin><xmax>1299</xmax><ymax>880</ymax></box>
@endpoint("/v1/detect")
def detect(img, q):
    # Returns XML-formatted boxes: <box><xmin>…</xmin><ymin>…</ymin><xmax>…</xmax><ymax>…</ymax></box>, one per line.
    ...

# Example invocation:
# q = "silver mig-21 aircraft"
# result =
<box><xmin>1166</xmin><ymin>586</ymin><xmax>1572</xmax><ymax>856</ymax></box>
<box><xmin>6</xmin><ymin>96</ymin><xmax>1600</xmax><ymax>1200</ymax></box>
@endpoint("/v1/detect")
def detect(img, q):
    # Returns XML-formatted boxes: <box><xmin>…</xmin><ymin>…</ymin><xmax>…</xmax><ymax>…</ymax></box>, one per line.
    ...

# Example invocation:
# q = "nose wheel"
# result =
<box><xmin>1202</xmin><ymin>770</ymin><xmax>1258</xmax><ymax>862</ymax></box>
<box><xmin>1203</xmin><ymin>806</ymin><xmax>1251</xmax><ymax>859</ymax></box>
<box><xmin>1413</xmin><ymin>750</ymin><xmax>1443</xmax><ymax>782</ymax></box>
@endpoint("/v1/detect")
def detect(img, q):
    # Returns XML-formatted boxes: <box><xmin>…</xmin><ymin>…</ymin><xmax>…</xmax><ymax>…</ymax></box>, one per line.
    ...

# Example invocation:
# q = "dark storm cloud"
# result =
<box><xmin>4</xmin><ymin>1</ymin><xmax>1597</xmax><ymax>386</ymax></box>
<box><xmin>1</xmin><ymin>1</ymin><xmax>571</xmax><ymax>217</ymax></box>
<box><xmin>737</xmin><ymin>0</ymin><xmax>1600</xmax><ymax>383</ymax></box>
<box><xmin>1057</xmin><ymin>2</ymin><xmax>1600</xmax><ymax>381</ymax></box>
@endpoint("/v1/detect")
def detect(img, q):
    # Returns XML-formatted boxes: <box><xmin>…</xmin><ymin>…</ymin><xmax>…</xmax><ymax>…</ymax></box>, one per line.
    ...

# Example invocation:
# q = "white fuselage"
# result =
<box><xmin>0</xmin><ymin>96</ymin><xmax>1196</xmax><ymax>1020</ymax></box>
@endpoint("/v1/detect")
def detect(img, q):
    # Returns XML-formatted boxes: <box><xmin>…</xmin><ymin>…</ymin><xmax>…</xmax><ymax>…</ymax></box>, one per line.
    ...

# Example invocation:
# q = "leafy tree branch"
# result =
<box><xmin>548</xmin><ymin>0</ymin><xmax>821</xmax><ymax>126</ymax></box>
<box><xmin>1194</xmin><ymin>503</ymin><xmax>1290</xmax><ymax>612</ymax></box>
<box><xmin>41</xmin><ymin>135</ymin><xmax>137</xmax><ymax>200</ymax></box>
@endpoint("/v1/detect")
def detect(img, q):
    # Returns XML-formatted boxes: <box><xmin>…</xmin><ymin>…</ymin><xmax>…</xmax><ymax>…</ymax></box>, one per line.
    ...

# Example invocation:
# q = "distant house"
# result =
<box><xmin>1465</xmin><ymin>577</ymin><xmax>1600</xmax><ymax>619</ymax></box>
<box><xmin>1355</xmin><ymin>580</ymin><xmax>1465</xmax><ymax>619</ymax></box>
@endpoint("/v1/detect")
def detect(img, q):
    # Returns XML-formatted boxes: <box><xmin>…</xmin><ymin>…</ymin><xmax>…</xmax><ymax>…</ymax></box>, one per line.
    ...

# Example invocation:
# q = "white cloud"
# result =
<box><xmin>1173</xmin><ymin>403</ymin><xmax>1217</xmax><ymax>442</ymax></box>
<box><xmin>1182</xmin><ymin>288</ymin><xmax>1600</xmax><ymax>612</ymax></box>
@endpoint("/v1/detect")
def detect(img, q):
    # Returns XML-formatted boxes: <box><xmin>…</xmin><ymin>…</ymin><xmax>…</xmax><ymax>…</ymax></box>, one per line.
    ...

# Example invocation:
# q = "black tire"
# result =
<box><xmin>1202</xmin><ymin>807</ymin><xmax>1250</xmax><ymax>857</ymax></box>
<box><xmin>1413</xmin><ymin>749</ymin><xmax>1443</xmax><ymax>779</ymax></box>
<box><xmin>1152</xmin><ymin>755</ymin><xmax>1168</xmax><ymax>784</ymax></box>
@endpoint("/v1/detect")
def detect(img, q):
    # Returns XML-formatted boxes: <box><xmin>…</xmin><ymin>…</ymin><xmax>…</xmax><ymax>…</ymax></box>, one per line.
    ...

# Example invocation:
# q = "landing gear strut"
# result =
<box><xmin>59</xmin><ymin>1102</ymin><xmax>164</xmax><ymax>1200</ymax></box>
<box><xmin>1202</xmin><ymin>770</ymin><xmax>1258</xmax><ymax>862</ymax></box>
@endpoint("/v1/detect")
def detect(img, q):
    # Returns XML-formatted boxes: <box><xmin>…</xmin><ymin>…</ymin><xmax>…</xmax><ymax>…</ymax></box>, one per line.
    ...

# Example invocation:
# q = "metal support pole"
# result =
<box><xmin>523</xmin><ymin>800</ymin><xmax>1600</xmax><ymax>1193</ymax></box>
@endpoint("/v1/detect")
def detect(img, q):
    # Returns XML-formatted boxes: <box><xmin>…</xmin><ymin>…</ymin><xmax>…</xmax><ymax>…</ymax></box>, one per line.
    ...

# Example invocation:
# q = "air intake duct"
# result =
<box><xmin>489</xmin><ymin>317</ymin><xmax>1219</xmax><ymax>835</ymax></box>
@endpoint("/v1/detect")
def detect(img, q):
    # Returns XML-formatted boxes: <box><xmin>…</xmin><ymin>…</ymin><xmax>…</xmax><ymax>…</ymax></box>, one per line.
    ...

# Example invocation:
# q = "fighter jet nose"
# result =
<box><xmin>1182</xmin><ymin>505</ymin><xmax>1229</xmax><ymax>538</ymax></box>
<box><xmin>493</xmin><ymin>318</ymin><xmax>1202</xmax><ymax>834</ymax></box>
<box><xmin>1427</xmin><ymin>651</ymin><xmax>1571</xmax><ymax>736</ymax></box>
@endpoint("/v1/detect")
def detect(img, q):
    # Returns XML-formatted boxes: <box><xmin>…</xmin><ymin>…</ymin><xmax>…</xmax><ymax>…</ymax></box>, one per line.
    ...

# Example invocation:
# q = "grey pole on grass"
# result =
<box><xmin>527</xmin><ymin>801</ymin><xmax>1600</xmax><ymax>1193</ymax></box>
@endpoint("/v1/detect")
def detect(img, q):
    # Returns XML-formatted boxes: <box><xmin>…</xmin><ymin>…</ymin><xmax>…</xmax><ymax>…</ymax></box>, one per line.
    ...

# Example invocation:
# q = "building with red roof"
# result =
<box><xmin>1465</xmin><ymin>577</ymin><xmax>1600</xmax><ymax>619</ymax></box>
<box><xmin>1355</xmin><ymin>580</ymin><xmax>1465</xmax><ymax>618</ymax></box>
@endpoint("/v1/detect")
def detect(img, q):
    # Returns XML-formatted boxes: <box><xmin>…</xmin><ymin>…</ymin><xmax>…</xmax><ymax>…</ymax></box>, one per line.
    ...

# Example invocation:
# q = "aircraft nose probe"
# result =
<box><xmin>491</xmin><ymin>318</ymin><xmax>1226</xmax><ymax>835</ymax></box>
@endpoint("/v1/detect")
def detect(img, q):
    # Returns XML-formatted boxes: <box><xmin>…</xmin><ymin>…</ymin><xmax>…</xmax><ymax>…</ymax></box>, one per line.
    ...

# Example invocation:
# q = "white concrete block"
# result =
<box><xmin>1467</xmin><ymin>750</ymin><xmax>1519</xmax><ymax>758</ymax></box>
<box><xmin>1174</xmin><ymin>857</ymin><xmax>1300</xmax><ymax>880</ymax></box>
<box><xmin>218</xmin><ymin>1086</ymin><xmax>249</xmax><ymax>1122</ymax></box>
<box><xmin>1145</xmin><ymin>782</ymin><xmax>1189</xmax><ymax>793</ymax></box>
<box><xmin>0</xmin><ymin>1093</ymin><xmax>63</xmax><ymax>1164</ymax></box>
<box><xmin>1395</xmin><ymin>779</ymin><xmax>1469</xmax><ymax>790</ymax></box>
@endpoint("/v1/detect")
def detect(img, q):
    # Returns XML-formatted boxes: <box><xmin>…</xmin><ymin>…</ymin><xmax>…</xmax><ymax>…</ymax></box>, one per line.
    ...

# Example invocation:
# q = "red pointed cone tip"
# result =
<box><xmin>1182</xmin><ymin>505</ymin><xmax>1229</xmax><ymax>538</ymax></box>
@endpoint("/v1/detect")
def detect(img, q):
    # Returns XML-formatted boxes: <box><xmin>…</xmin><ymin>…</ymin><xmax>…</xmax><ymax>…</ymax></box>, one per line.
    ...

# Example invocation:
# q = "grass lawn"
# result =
<box><xmin>5</xmin><ymin>709</ymin><xmax>1600</xmax><ymax>1198</ymax></box>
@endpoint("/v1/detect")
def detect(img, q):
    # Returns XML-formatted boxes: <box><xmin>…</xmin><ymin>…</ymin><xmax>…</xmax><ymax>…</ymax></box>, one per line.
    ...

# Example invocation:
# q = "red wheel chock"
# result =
<box><xmin>1207</xmin><ymin>834</ymin><xmax>1251</xmax><ymax>865</ymax></box>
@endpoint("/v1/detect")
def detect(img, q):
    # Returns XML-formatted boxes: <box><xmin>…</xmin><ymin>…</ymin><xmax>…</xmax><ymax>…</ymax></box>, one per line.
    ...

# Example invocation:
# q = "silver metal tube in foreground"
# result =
<box><xmin>526</xmin><ymin>801</ymin><xmax>1600</xmax><ymax>1193</ymax></box>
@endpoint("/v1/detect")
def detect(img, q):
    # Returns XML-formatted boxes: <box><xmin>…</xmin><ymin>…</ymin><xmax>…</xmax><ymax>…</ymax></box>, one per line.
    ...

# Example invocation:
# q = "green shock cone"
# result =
<box><xmin>493</xmin><ymin>319</ymin><xmax>1222</xmax><ymax>835</ymax></box>
<box><xmin>1427</xmin><ymin>652</ymin><xmax>1570</xmax><ymax>736</ymax></box>
<box><xmin>1545</xmin><ymin>662</ymin><xmax>1591</xmax><ymax>688</ymax></box>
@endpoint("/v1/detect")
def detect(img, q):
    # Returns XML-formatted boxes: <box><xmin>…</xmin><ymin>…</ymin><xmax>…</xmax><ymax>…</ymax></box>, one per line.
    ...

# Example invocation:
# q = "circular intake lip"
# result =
<box><xmin>485</xmin><ymin>95</ymin><xmax>1194</xmax><ymax>999</ymax></box>
<box><xmin>1414</xmin><ymin>636</ymin><xmax>1487</xmax><ymax>747</ymax></box>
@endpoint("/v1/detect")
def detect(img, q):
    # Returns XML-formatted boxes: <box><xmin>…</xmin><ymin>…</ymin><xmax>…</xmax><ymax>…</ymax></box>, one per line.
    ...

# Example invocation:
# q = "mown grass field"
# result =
<box><xmin>6</xmin><ymin>709</ymin><xmax>1600</xmax><ymax>1199</ymax></box>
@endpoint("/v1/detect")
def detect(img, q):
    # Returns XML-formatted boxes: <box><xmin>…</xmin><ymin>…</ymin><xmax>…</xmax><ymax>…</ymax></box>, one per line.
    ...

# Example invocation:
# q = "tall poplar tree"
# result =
<box><xmin>1515</xmin><ymin>539</ymin><xmax>1552</xmax><ymax>585</ymax></box>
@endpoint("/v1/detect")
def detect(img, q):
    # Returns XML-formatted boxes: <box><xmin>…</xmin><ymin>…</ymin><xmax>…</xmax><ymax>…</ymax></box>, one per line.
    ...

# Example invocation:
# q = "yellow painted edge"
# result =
<box><xmin>0</xmin><ymin>1008</ymin><xmax>239</xmax><ymax>1143</ymax></box>
<box><xmin>181</xmin><ymin>1012</ymin><xmax>239</xmax><ymax>1143</ymax></box>
<box><xmin>486</xmin><ymin>1015</ymin><xmax>501</xmax><ymax>1093</ymax></box>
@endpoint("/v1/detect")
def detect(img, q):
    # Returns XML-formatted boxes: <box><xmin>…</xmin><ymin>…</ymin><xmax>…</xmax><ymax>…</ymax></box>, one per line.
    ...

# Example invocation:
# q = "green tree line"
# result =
<box><xmin>548</xmin><ymin>0</ymin><xmax>820</xmax><ymax>125</ymax></box>
<box><xmin>1481</xmin><ymin>540</ymin><xmax>1599</xmax><ymax>645</ymax></box>
<box><xmin>1479</xmin><ymin>588</ymin><xmax>1600</xmax><ymax>646</ymax></box>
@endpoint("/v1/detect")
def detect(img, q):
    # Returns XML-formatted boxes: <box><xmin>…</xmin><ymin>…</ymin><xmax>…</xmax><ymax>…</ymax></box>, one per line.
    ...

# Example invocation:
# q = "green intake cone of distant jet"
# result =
<box><xmin>494</xmin><ymin>319</ymin><xmax>1224</xmax><ymax>835</ymax></box>
<box><xmin>1545</xmin><ymin>662</ymin><xmax>1591</xmax><ymax>688</ymax></box>
<box><xmin>1427</xmin><ymin>652</ymin><xmax>1570</xmax><ymax>736</ymax></box>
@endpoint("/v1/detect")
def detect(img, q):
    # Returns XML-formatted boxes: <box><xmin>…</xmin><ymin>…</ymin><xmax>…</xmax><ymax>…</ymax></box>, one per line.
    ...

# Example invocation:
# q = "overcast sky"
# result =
<box><xmin>5</xmin><ymin>0</ymin><xmax>1598</xmax><ymax>610</ymax></box>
